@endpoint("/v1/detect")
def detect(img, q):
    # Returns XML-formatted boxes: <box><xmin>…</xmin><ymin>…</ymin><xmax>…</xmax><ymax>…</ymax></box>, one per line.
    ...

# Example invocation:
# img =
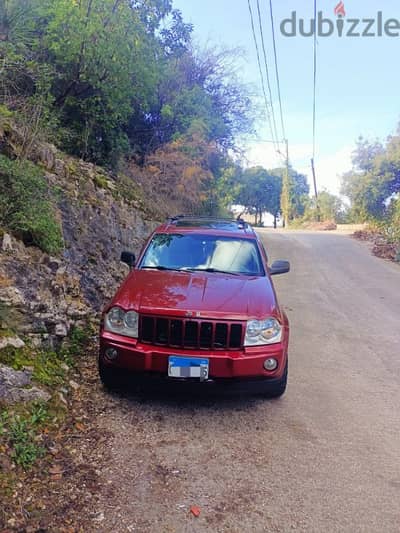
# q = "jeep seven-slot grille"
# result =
<box><xmin>139</xmin><ymin>316</ymin><xmax>243</xmax><ymax>350</ymax></box>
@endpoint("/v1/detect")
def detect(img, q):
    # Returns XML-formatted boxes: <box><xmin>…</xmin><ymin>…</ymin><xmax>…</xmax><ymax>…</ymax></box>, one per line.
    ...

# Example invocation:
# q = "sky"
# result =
<box><xmin>172</xmin><ymin>0</ymin><xmax>400</xmax><ymax>195</ymax></box>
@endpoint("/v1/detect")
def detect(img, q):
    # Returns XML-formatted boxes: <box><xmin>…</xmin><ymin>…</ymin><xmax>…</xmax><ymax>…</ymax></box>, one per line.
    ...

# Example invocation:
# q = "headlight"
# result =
<box><xmin>105</xmin><ymin>307</ymin><xmax>139</xmax><ymax>338</ymax></box>
<box><xmin>245</xmin><ymin>317</ymin><xmax>282</xmax><ymax>346</ymax></box>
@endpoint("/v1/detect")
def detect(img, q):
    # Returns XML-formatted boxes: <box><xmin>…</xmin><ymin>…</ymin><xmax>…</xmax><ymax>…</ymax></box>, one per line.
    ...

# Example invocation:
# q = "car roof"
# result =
<box><xmin>155</xmin><ymin>216</ymin><xmax>257</xmax><ymax>238</ymax></box>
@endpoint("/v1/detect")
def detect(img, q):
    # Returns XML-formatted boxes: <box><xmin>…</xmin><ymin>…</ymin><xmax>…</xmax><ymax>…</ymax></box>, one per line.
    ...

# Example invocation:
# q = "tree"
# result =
<box><xmin>234</xmin><ymin>166</ymin><xmax>282</xmax><ymax>226</ymax></box>
<box><xmin>141</xmin><ymin>125</ymin><xmax>216</xmax><ymax>214</ymax></box>
<box><xmin>352</xmin><ymin>136</ymin><xmax>384</xmax><ymax>173</ymax></box>
<box><xmin>1</xmin><ymin>0</ymin><xmax>255</xmax><ymax>170</ymax></box>
<box><xmin>267</xmin><ymin>172</ymin><xmax>283</xmax><ymax>228</ymax></box>
<box><xmin>272</xmin><ymin>166</ymin><xmax>309</xmax><ymax>224</ymax></box>
<box><xmin>36</xmin><ymin>0</ymin><xmax>161</xmax><ymax>165</ymax></box>
<box><xmin>278</xmin><ymin>166</ymin><xmax>291</xmax><ymax>228</ymax></box>
<box><xmin>130</xmin><ymin>44</ymin><xmax>254</xmax><ymax>159</ymax></box>
<box><xmin>341</xmin><ymin>134</ymin><xmax>400</xmax><ymax>222</ymax></box>
<box><xmin>303</xmin><ymin>191</ymin><xmax>344</xmax><ymax>222</ymax></box>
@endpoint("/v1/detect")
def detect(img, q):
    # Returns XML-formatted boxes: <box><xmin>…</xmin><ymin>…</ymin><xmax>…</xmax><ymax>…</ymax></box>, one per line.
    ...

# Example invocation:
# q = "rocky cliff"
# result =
<box><xmin>0</xmin><ymin>122</ymin><xmax>159</xmax><ymax>350</ymax></box>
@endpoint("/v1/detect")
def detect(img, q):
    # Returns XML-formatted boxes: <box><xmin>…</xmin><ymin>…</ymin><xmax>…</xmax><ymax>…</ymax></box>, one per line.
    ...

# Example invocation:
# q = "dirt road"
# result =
<box><xmin>96</xmin><ymin>230</ymin><xmax>400</xmax><ymax>533</ymax></box>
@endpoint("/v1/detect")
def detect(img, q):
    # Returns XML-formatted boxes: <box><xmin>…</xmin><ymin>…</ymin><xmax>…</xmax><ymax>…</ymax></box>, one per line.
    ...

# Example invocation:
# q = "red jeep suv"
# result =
<box><xmin>99</xmin><ymin>217</ymin><xmax>290</xmax><ymax>397</ymax></box>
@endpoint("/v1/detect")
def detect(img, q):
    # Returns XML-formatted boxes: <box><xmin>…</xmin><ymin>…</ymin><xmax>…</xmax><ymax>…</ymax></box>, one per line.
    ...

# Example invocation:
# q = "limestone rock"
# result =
<box><xmin>29</xmin><ymin>334</ymin><xmax>44</xmax><ymax>347</ymax></box>
<box><xmin>0</xmin><ymin>364</ymin><xmax>51</xmax><ymax>403</ymax></box>
<box><xmin>58</xmin><ymin>391</ymin><xmax>68</xmax><ymax>405</ymax></box>
<box><xmin>43</xmin><ymin>256</ymin><xmax>62</xmax><ymax>273</ymax></box>
<box><xmin>0</xmin><ymin>286</ymin><xmax>25</xmax><ymax>306</ymax></box>
<box><xmin>0</xmin><ymin>336</ymin><xmax>25</xmax><ymax>349</ymax></box>
<box><xmin>69</xmin><ymin>379</ymin><xmax>80</xmax><ymax>391</ymax></box>
<box><xmin>55</xmin><ymin>323</ymin><xmax>68</xmax><ymax>337</ymax></box>
<box><xmin>2</xmin><ymin>233</ymin><xmax>13</xmax><ymax>252</ymax></box>
<box><xmin>39</xmin><ymin>144</ymin><xmax>57</xmax><ymax>170</ymax></box>
<box><xmin>54</xmin><ymin>158</ymin><xmax>66</xmax><ymax>176</ymax></box>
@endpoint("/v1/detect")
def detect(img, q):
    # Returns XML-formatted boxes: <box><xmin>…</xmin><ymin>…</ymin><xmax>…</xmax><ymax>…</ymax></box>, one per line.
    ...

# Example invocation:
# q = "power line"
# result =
<box><xmin>247</xmin><ymin>0</ymin><xmax>279</xmax><ymax>152</ymax></box>
<box><xmin>268</xmin><ymin>0</ymin><xmax>286</xmax><ymax>143</ymax></box>
<box><xmin>255</xmin><ymin>0</ymin><xmax>279</xmax><ymax>148</ymax></box>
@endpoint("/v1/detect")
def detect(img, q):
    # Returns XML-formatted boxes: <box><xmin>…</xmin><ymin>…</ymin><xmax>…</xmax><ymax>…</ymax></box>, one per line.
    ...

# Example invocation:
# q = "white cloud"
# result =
<box><xmin>304</xmin><ymin>146</ymin><xmax>353</xmax><ymax>195</ymax></box>
<box><xmin>245</xmin><ymin>141</ymin><xmax>353</xmax><ymax>196</ymax></box>
<box><xmin>244</xmin><ymin>141</ymin><xmax>292</xmax><ymax>169</ymax></box>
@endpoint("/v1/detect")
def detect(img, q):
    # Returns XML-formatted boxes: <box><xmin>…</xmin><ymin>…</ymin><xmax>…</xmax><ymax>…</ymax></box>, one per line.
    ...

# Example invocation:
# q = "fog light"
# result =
<box><xmin>264</xmin><ymin>358</ymin><xmax>278</xmax><ymax>371</ymax></box>
<box><xmin>105</xmin><ymin>348</ymin><xmax>118</xmax><ymax>361</ymax></box>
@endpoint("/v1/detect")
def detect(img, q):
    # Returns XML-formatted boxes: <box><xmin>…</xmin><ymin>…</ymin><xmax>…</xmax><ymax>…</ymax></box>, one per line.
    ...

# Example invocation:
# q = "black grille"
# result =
<box><xmin>139</xmin><ymin>316</ymin><xmax>243</xmax><ymax>350</ymax></box>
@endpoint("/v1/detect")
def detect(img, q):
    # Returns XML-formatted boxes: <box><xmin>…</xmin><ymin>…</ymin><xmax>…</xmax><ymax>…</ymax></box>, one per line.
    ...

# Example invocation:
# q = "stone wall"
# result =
<box><xmin>0</xmin><ymin>143</ymin><xmax>158</xmax><ymax>348</ymax></box>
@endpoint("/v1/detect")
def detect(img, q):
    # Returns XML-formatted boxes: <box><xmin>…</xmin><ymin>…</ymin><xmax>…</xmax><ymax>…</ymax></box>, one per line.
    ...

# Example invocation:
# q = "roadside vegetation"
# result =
<box><xmin>0</xmin><ymin>325</ymin><xmax>102</xmax><ymax>529</ymax></box>
<box><xmin>227</xmin><ymin>132</ymin><xmax>399</xmax><ymax>256</ymax></box>
<box><xmin>0</xmin><ymin>325</ymin><xmax>91</xmax><ymax>462</ymax></box>
<box><xmin>1</xmin><ymin>1</ymin><xmax>398</xmax><ymax>248</ymax></box>
<box><xmin>0</xmin><ymin>0</ymin><xmax>256</xmax><ymax>227</ymax></box>
<box><xmin>1</xmin><ymin>0</ymin><xmax>337</xmax><ymax>240</ymax></box>
<box><xmin>341</xmin><ymin>135</ymin><xmax>400</xmax><ymax>261</ymax></box>
<box><xmin>0</xmin><ymin>154</ymin><xmax>63</xmax><ymax>254</ymax></box>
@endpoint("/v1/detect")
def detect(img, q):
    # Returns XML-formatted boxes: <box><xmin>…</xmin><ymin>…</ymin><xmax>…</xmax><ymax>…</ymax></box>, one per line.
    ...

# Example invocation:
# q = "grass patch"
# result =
<box><xmin>0</xmin><ymin>345</ymin><xmax>68</xmax><ymax>387</ymax></box>
<box><xmin>0</xmin><ymin>325</ymin><xmax>93</xmax><ymax>472</ymax></box>
<box><xmin>0</xmin><ymin>155</ymin><xmax>63</xmax><ymax>254</ymax></box>
<box><xmin>93</xmin><ymin>173</ymin><xmax>109</xmax><ymax>189</ymax></box>
<box><xmin>112</xmin><ymin>173</ymin><xmax>145</xmax><ymax>205</ymax></box>
<box><xmin>0</xmin><ymin>104</ymin><xmax>14</xmax><ymax>119</ymax></box>
<box><xmin>59</xmin><ymin>325</ymin><xmax>92</xmax><ymax>364</ymax></box>
<box><xmin>0</xmin><ymin>401</ymin><xmax>48</xmax><ymax>469</ymax></box>
<box><xmin>0</xmin><ymin>326</ymin><xmax>92</xmax><ymax>387</ymax></box>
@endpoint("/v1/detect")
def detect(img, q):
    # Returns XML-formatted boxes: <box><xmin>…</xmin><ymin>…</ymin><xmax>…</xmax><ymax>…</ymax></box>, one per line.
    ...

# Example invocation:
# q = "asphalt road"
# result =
<box><xmin>97</xmin><ymin>230</ymin><xmax>400</xmax><ymax>533</ymax></box>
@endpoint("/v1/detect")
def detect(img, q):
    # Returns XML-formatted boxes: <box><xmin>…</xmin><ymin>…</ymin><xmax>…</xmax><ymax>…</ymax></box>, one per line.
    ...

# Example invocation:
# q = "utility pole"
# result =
<box><xmin>310</xmin><ymin>157</ymin><xmax>320</xmax><ymax>221</ymax></box>
<box><xmin>280</xmin><ymin>138</ymin><xmax>291</xmax><ymax>228</ymax></box>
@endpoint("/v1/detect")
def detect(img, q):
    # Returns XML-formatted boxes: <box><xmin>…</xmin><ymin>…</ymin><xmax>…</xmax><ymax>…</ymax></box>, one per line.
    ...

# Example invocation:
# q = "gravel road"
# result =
<box><xmin>96</xmin><ymin>230</ymin><xmax>400</xmax><ymax>533</ymax></box>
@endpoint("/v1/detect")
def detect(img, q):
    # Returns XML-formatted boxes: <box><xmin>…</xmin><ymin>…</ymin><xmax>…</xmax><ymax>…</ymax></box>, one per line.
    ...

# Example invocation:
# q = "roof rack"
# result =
<box><xmin>169</xmin><ymin>215</ymin><xmax>233</xmax><ymax>221</ymax></box>
<box><xmin>167</xmin><ymin>215</ymin><xmax>253</xmax><ymax>232</ymax></box>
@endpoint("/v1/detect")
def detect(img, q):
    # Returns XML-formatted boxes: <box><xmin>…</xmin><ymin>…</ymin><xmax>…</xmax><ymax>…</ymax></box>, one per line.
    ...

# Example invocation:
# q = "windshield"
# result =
<box><xmin>140</xmin><ymin>233</ymin><xmax>265</xmax><ymax>276</ymax></box>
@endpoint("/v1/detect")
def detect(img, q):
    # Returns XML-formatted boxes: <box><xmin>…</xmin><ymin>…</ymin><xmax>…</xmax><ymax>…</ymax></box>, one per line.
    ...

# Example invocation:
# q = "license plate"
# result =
<box><xmin>168</xmin><ymin>356</ymin><xmax>209</xmax><ymax>381</ymax></box>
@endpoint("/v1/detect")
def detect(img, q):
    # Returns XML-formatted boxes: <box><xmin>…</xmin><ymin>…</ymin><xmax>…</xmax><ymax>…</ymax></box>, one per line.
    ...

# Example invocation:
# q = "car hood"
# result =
<box><xmin>109</xmin><ymin>270</ymin><xmax>278</xmax><ymax>320</ymax></box>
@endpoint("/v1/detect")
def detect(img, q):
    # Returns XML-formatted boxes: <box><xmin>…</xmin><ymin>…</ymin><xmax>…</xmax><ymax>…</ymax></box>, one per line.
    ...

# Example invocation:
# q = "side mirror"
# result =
<box><xmin>121</xmin><ymin>251</ymin><xmax>136</xmax><ymax>269</ymax></box>
<box><xmin>269</xmin><ymin>260</ymin><xmax>290</xmax><ymax>276</ymax></box>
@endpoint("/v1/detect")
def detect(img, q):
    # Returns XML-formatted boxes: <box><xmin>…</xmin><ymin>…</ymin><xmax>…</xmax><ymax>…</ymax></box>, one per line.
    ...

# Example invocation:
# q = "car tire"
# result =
<box><xmin>263</xmin><ymin>361</ymin><xmax>288</xmax><ymax>398</ymax></box>
<box><xmin>98</xmin><ymin>356</ymin><xmax>122</xmax><ymax>390</ymax></box>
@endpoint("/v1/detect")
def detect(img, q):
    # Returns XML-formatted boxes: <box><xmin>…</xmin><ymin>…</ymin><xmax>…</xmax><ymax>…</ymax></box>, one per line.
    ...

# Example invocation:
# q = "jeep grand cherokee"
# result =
<box><xmin>99</xmin><ymin>217</ymin><xmax>290</xmax><ymax>397</ymax></box>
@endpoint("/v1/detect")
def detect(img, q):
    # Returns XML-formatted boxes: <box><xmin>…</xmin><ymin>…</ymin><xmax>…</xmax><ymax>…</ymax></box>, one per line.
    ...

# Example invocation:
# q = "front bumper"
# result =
<box><xmin>99</xmin><ymin>330</ymin><xmax>288</xmax><ymax>383</ymax></box>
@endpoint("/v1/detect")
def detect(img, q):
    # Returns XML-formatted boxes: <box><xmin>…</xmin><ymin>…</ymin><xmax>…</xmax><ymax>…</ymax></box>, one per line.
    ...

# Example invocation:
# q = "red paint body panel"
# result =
<box><xmin>109</xmin><ymin>270</ymin><xmax>279</xmax><ymax>320</ymax></box>
<box><xmin>100</xmin><ymin>322</ymin><xmax>289</xmax><ymax>379</ymax></box>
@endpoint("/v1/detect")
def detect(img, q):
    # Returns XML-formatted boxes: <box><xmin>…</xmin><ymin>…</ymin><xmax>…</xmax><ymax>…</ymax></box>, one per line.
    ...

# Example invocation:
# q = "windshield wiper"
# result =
<box><xmin>141</xmin><ymin>265</ymin><xmax>185</xmax><ymax>272</ymax></box>
<box><xmin>142</xmin><ymin>266</ymin><xmax>241</xmax><ymax>276</ymax></box>
<box><xmin>186</xmin><ymin>267</ymin><xmax>240</xmax><ymax>276</ymax></box>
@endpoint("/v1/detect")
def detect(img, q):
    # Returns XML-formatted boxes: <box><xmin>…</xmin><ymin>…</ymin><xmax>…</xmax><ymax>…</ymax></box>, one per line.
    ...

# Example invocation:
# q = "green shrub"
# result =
<box><xmin>389</xmin><ymin>197</ymin><xmax>400</xmax><ymax>243</ymax></box>
<box><xmin>0</xmin><ymin>403</ymin><xmax>48</xmax><ymax>469</ymax></box>
<box><xmin>0</xmin><ymin>155</ymin><xmax>63</xmax><ymax>254</ymax></box>
<box><xmin>0</xmin><ymin>344</ymin><xmax>68</xmax><ymax>387</ymax></box>
<box><xmin>59</xmin><ymin>325</ymin><xmax>92</xmax><ymax>365</ymax></box>
<box><xmin>0</xmin><ymin>325</ymin><xmax>92</xmax><ymax>386</ymax></box>
<box><xmin>0</xmin><ymin>104</ymin><xmax>14</xmax><ymax>119</ymax></box>
<box><xmin>0</xmin><ymin>324</ymin><xmax>93</xmax><ymax>471</ymax></box>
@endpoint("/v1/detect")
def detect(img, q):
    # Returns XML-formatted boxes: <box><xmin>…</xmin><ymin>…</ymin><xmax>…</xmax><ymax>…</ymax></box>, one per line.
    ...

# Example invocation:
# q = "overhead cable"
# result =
<box><xmin>247</xmin><ymin>0</ymin><xmax>279</xmax><ymax>152</ymax></box>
